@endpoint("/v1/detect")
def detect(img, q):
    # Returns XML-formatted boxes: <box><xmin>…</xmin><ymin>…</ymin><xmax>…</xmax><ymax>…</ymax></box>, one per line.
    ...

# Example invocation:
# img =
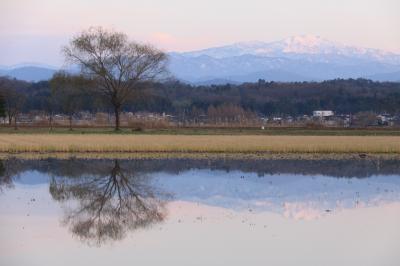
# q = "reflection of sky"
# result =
<box><xmin>9</xmin><ymin>169</ymin><xmax>400</xmax><ymax>220</ymax></box>
<box><xmin>1</xmin><ymin>169</ymin><xmax>400</xmax><ymax>265</ymax></box>
<box><xmin>150</xmin><ymin>170</ymin><xmax>400</xmax><ymax>220</ymax></box>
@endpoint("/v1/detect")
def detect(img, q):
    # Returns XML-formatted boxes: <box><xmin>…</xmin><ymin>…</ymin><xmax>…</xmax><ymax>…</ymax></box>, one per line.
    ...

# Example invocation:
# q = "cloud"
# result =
<box><xmin>150</xmin><ymin>32</ymin><xmax>177</xmax><ymax>45</ymax></box>
<box><xmin>147</xmin><ymin>32</ymin><xmax>216</xmax><ymax>52</ymax></box>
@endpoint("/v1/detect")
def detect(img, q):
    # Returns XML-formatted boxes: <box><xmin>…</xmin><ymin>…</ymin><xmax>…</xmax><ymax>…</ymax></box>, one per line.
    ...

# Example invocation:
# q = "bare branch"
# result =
<box><xmin>63</xmin><ymin>27</ymin><xmax>168</xmax><ymax>130</ymax></box>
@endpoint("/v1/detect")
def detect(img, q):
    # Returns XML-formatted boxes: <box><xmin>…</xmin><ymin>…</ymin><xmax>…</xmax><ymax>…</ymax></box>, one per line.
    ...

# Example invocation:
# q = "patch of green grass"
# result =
<box><xmin>0</xmin><ymin>126</ymin><xmax>399</xmax><ymax>136</ymax></box>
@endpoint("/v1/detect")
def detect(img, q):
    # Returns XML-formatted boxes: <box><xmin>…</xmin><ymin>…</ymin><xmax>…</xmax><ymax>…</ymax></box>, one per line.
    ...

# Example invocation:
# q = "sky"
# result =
<box><xmin>0</xmin><ymin>0</ymin><xmax>399</xmax><ymax>66</ymax></box>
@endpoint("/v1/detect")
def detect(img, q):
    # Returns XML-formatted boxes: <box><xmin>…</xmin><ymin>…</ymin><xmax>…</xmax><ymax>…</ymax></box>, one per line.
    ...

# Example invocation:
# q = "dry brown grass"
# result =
<box><xmin>0</xmin><ymin>134</ymin><xmax>399</xmax><ymax>154</ymax></box>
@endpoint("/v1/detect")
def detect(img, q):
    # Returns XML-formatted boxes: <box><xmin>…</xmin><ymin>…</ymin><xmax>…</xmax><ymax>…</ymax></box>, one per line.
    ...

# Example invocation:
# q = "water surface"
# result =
<box><xmin>1</xmin><ymin>158</ymin><xmax>399</xmax><ymax>266</ymax></box>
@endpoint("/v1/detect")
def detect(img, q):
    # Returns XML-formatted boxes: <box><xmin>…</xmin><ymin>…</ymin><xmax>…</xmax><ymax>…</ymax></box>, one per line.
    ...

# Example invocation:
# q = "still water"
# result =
<box><xmin>0</xmin><ymin>158</ymin><xmax>399</xmax><ymax>266</ymax></box>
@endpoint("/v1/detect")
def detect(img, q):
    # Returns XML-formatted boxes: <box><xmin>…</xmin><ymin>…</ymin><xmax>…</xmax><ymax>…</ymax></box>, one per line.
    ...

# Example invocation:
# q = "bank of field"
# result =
<box><xmin>0</xmin><ymin>134</ymin><xmax>399</xmax><ymax>154</ymax></box>
<box><xmin>1</xmin><ymin>127</ymin><xmax>400</xmax><ymax>136</ymax></box>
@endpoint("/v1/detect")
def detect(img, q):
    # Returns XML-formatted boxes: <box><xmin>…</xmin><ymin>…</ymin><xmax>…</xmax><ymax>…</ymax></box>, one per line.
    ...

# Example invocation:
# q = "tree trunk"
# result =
<box><xmin>114</xmin><ymin>106</ymin><xmax>121</xmax><ymax>131</ymax></box>
<box><xmin>49</xmin><ymin>113</ymin><xmax>53</xmax><ymax>131</ymax></box>
<box><xmin>8</xmin><ymin>114</ymin><xmax>12</xmax><ymax>125</ymax></box>
<box><xmin>13</xmin><ymin>114</ymin><xmax>17</xmax><ymax>130</ymax></box>
<box><xmin>69</xmin><ymin>114</ymin><xmax>73</xmax><ymax>131</ymax></box>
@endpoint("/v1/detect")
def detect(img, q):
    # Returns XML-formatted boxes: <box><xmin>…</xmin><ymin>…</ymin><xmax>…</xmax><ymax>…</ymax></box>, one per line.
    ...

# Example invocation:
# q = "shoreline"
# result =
<box><xmin>2</xmin><ymin>152</ymin><xmax>400</xmax><ymax>160</ymax></box>
<box><xmin>1</xmin><ymin>126</ymin><xmax>400</xmax><ymax>136</ymax></box>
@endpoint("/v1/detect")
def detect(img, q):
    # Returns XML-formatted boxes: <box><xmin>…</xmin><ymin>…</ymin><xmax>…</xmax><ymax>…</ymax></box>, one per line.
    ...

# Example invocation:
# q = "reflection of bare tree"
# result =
<box><xmin>0</xmin><ymin>159</ymin><xmax>23</xmax><ymax>193</ymax></box>
<box><xmin>49</xmin><ymin>160</ymin><xmax>169</xmax><ymax>246</ymax></box>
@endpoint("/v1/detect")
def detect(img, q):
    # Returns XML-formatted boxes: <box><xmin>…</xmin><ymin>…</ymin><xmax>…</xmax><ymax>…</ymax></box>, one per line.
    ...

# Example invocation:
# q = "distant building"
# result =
<box><xmin>313</xmin><ymin>110</ymin><xmax>334</xmax><ymax>118</ymax></box>
<box><xmin>377</xmin><ymin>114</ymin><xmax>394</xmax><ymax>126</ymax></box>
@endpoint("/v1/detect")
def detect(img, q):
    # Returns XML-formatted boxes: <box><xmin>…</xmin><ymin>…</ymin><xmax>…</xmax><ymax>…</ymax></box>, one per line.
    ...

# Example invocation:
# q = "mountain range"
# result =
<box><xmin>1</xmin><ymin>35</ymin><xmax>400</xmax><ymax>84</ymax></box>
<box><xmin>0</xmin><ymin>63</ymin><xmax>58</xmax><ymax>82</ymax></box>
<box><xmin>169</xmin><ymin>35</ymin><xmax>400</xmax><ymax>83</ymax></box>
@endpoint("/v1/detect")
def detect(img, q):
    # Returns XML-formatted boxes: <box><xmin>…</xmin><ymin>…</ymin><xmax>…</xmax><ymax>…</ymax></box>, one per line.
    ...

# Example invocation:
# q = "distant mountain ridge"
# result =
<box><xmin>179</xmin><ymin>35</ymin><xmax>400</xmax><ymax>63</ymax></box>
<box><xmin>1</xmin><ymin>35</ymin><xmax>400</xmax><ymax>83</ymax></box>
<box><xmin>170</xmin><ymin>35</ymin><xmax>400</xmax><ymax>83</ymax></box>
<box><xmin>0</xmin><ymin>64</ymin><xmax>57</xmax><ymax>82</ymax></box>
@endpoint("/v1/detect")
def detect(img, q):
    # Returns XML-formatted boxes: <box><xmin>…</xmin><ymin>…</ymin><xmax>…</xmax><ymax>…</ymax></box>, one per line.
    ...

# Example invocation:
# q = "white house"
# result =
<box><xmin>313</xmin><ymin>110</ymin><xmax>334</xmax><ymax>118</ymax></box>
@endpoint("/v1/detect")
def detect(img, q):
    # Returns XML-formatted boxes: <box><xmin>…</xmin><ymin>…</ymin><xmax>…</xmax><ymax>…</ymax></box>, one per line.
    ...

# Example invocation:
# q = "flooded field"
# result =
<box><xmin>1</xmin><ymin>157</ymin><xmax>400</xmax><ymax>266</ymax></box>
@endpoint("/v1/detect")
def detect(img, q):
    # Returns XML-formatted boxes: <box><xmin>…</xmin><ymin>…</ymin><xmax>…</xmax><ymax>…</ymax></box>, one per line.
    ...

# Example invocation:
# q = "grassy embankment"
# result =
<box><xmin>1</xmin><ymin>126</ymin><xmax>400</xmax><ymax>136</ymax></box>
<box><xmin>0</xmin><ymin>134</ymin><xmax>399</xmax><ymax>154</ymax></box>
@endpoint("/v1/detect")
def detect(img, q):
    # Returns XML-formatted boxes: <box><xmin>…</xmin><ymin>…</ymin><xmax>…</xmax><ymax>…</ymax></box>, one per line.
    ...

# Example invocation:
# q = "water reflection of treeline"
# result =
<box><xmin>1</xmin><ymin>158</ymin><xmax>400</xmax><ymax>179</ymax></box>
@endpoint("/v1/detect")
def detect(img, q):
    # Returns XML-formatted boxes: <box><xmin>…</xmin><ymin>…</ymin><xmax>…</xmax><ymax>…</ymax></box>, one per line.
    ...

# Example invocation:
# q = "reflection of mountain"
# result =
<box><xmin>1</xmin><ymin>158</ymin><xmax>400</xmax><ymax>222</ymax></box>
<box><xmin>48</xmin><ymin>160</ymin><xmax>168</xmax><ymax>246</ymax></box>
<box><xmin>152</xmin><ymin>170</ymin><xmax>400</xmax><ymax>219</ymax></box>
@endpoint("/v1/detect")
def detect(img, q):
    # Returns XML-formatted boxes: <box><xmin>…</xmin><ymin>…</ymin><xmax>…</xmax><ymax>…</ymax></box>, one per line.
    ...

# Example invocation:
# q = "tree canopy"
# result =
<box><xmin>63</xmin><ymin>27</ymin><xmax>168</xmax><ymax>130</ymax></box>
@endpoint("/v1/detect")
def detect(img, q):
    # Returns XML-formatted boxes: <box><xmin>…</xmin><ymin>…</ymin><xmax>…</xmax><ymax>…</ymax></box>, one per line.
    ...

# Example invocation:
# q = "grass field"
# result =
<box><xmin>0</xmin><ymin>134</ymin><xmax>399</xmax><ymax>154</ymax></box>
<box><xmin>1</xmin><ymin>126</ymin><xmax>400</xmax><ymax>136</ymax></box>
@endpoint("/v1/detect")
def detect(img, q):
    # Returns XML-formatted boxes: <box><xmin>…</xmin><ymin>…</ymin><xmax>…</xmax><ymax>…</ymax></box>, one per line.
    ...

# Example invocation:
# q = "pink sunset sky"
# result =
<box><xmin>1</xmin><ymin>0</ymin><xmax>399</xmax><ymax>66</ymax></box>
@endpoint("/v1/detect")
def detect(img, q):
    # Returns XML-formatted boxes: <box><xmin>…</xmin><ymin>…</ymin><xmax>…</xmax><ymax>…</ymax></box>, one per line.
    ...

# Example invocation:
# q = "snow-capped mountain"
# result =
<box><xmin>169</xmin><ymin>35</ymin><xmax>400</xmax><ymax>84</ymax></box>
<box><xmin>2</xmin><ymin>35</ymin><xmax>400</xmax><ymax>83</ymax></box>
<box><xmin>180</xmin><ymin>35</ymin><xmax>400</xmax><ymax>63</ymax></box>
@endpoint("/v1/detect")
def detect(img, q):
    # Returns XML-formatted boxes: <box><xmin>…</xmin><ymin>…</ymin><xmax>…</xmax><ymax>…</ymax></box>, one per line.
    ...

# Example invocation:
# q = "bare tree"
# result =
<box><xmin>0</xmin><ymin>93</ymin><xmax>5</xmax><ymax>120</ymax></box>
<box><xmin>6</xmin><ymin>90</ymin><xmax>26</xmax><ymax>130</ymax></box>
<box><xmin>0</xmin><ymin>78</ymin><xmax>26</xmax><ymax>129</ymax></box>
<box><xmin>63</xmin><ymin>27</ymin><xmax>168</xmax><ymax>130</ymax></box>
<box><xmin>50</xmin><ymin>72</ymin><xmax>89</xmax><ymax>130</ymax></box>
<box><xmin>43</xmin><ymin>92</ymin><xmax>55</xmax><ymax>131</ymax></box>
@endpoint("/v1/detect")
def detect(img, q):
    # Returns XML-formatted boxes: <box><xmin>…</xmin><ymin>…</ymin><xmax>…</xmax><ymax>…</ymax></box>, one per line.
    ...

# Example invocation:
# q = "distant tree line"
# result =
<box><xmin>1</xmin><ymin>76</ymin><xmax>400</xmax><ymax>126</ymax></box>
<box><xmin>149</xmin><ymin>78</ymin><xmax>400</xmax><ymax>117</ymax></box>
